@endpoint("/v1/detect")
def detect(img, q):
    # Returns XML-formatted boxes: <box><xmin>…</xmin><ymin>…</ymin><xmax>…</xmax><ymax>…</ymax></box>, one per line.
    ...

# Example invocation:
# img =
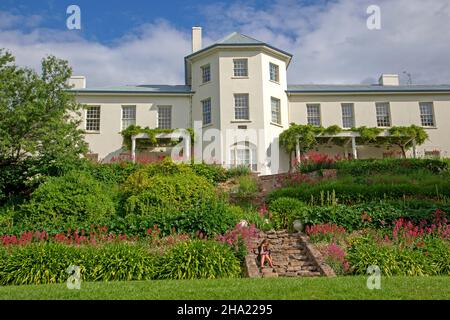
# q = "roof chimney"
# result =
<box><xmin>379</xmin><ymin>74</ymin><xmax>399</xmax><ymax>86</ymax></box>
<box><xmin>192</xmin><ymin>27</ymin><xmax>202</xmax><ymax>52</ymax></box>
<box><xmin>68</xmin><ymin>76</ymin><xmax>86</xmax><ymax>89</ymax></box>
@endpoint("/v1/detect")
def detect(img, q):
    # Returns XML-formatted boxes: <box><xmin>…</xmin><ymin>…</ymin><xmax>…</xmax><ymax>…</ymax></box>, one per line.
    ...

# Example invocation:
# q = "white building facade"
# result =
<box><xmin>71</xmin><ymin>27</ymin><xmax>450</xmax><ymax>175</ymax></box>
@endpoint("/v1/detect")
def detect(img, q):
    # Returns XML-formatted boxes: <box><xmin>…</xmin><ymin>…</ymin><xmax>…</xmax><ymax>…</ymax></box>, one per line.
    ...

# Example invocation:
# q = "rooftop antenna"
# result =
<box><xmin>403</xmin><ymin>71</ymin><xmax>412</xmax><ymax>85</ymax></box>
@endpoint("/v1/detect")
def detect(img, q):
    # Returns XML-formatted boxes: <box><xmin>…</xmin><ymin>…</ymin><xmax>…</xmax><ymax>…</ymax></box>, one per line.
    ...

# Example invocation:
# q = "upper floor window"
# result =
<box><xmin>201</xmin><ymin>64</ymin><xmax>211</xmax><ymax>83</ymax></box>
<box><xmin>269</xmin><ymin>63</ymin><xmax>279</xmax><ymax>82</ymax></box>
<box><xmin>307</xmin><ymin>104</ymin><xmax>321</xmax><ymax>126</ymax></box>
<box><xmin>271</xmin><ymin>97</ymin><xmax>281</xmax><ymax>124</ymax></box>
<box><xmin>233</xmin><ymin>59</ymin><xmax>248</xmax><ymax>77</ymax></box>
<box><xmin>375</xmin><ymin>102</ymin><xmax>391</xmax><ymax>127</ymax></box>
<box><xmin>86</xmin><ymin>106</ymin><xmax>100</xmax><ymax>132</ymax></box>
<box><xmin>341</xmin><ymin>103</ymin><xmax>355</xmax><ymax>128</ymax></box>
<box><xmin>234</xmin><ymin>94</ymin><xmax>249</xmax><ymax>120</ymax></box>
<box><xmin>202</xmin><ymin>98</ymin><xmax>212</xmax><ymax>125</ymax></box>
<box><xmin>157</xmin><ymin>105</ymin><xmax>172</xmax><ymax>129</ymax></box>
<box><xmin>419</xmin><ymin>102</ymin><xmax>435</xmax><ymax>127</ymax></box>
<box><xmin>121</xmin><ymin>105</ymin><xmax>136</xmax><ymax>130</ymax></box>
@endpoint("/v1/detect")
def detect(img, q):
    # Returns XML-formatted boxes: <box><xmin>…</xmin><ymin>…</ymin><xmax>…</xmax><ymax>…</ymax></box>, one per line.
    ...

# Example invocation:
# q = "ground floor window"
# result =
<box><xmin>230</xmin><ymin>142</ymin><xmax>257</xmax><ymax>171</ymax></box>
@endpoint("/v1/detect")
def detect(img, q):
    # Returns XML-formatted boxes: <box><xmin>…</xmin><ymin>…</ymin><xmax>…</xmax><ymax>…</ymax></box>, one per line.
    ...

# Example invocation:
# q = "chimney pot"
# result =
<box><xmin>192</xmin><ymin>27</ymin><xmax>202</xmax><ymax>52</ymax></box>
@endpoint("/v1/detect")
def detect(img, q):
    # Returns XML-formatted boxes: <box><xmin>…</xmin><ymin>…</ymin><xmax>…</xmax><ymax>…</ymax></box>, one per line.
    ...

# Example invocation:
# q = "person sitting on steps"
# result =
<box><xmin>259</xmin><ymin>239</ymin><xmax>273</xmax><ymax>269</ymax></box>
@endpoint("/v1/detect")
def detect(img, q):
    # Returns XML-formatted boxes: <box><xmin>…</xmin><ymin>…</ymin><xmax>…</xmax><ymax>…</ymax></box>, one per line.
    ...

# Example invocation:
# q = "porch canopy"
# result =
<box><xmin>294</xmin><ymin>130</ymin><xmax>418</xmax><ymax>161</ymax></box>
<box><xmin>130</xmin><ymin>132</ymin><xmax>191</xmax><ymax>163</ymax></box>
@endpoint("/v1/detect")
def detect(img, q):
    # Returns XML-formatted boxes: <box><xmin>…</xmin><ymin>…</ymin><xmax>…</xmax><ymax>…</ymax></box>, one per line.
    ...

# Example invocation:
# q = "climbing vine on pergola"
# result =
<box><xmin>279</xmin><ymin>124</ymin><xmax>428</xmax><ymax>166</ymax></box>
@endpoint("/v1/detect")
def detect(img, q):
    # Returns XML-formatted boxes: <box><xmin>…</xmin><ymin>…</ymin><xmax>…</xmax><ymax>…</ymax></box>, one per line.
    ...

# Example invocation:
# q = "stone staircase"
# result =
<box><xmin>245</xmin><ymin>230</ymin><xmax>336</xmax><ymax>278</ymax></box>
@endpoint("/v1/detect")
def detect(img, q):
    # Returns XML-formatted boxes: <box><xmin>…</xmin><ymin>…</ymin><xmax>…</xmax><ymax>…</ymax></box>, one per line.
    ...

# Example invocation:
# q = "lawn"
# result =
<box><xmin>1</xmin><ymin>276</ymin><xmax>449</xmax><ymax>300</ymax></box>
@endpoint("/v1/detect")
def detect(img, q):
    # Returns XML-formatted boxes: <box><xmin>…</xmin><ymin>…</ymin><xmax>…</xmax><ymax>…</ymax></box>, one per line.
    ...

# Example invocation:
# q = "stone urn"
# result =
<box><xmin>293</xmin><ymin>220</ymin><xmax>304</xmax><ymax>233</ymax></box>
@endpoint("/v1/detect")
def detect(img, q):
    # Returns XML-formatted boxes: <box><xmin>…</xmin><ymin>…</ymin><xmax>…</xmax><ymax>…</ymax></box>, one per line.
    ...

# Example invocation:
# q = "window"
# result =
<box><xmin>121</xmin><ymin>105</ymin><xmax>136</xmax><ymax>130</ymax></box>
<box><xmin>269</xmin><ymin>63</ymin><xmax>279</xmax><ymax>82</ymax></box>
<box><xmin>86</xmin><ymin>106</ymin><xmax>100</xmax><ymax>131</ymax></box>
<box><xmin>233</xmin><ymin>59</ymin><xmax>248</xmax><ymax>77</ymax></box>
<box><xmin>234</xmin><ymin>94</ymin><xmax>249</xmax><ymax>120</ymax></box>
<box><xmin>202</xmin><ymin>98</ymin><xmax>212</xmax><ymax>125</ymax></box>
<box><xmin>201</xmin><ymin>64</ymin><xmax>210</xmax><ymax>83</ymax></box>
<box><xmin>157</xmin><ymin>106</ymin><xmax>172</xmax><ymax>129</ymax></box>
<box><xmin>419</xmin><ymin>102</ymin><xmax>435</xmax><ymax>127</ymax></box>
<box><xmin>307</xmin><ymin>104</ymin><xmax>321</xmax><ymax>126</ymax></box>
<box><xmin>341</xmin><ymin>103</ymin><xmax>355</xmax><ymax>128</ymax></box>
<box><xmin>271</xmin><ymin>97</ymin><xmax>281</xmax><ymax>124</ymax></box>
<box><xmin>230</xmin><ymin>142</ymin><xmax>257</xmax><ymax>171</ymax></box>
<box><xmin>376</xmin><ymin>102</ymin><xmax>391</xmax><ymax>127</ymax></box>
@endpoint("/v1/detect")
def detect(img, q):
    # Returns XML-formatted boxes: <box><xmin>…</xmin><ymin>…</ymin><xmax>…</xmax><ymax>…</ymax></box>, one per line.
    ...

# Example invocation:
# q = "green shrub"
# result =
<box><xmin>123</xmin><ymin>173</ymin><xmax>217</xmax><ymax>215</ymax></box>
<box><xmin>226</xmin><ymin>165</ymin><xmax>251</xmax><ymax>178</ymax></box>
<box><xmin>268</xmin><ymin>176</ymin><xmax>450</xmax><ymax>204</ymax></box>
<box><xmin>235</xmin><ymin>175</ymin><xmax>259</xmax><ymax>198</ymax></box>
<box><xmin>334</xmin><ymin>158</ymin><xmax>448</xmax><ymax>176</ymax></box>
<box><xmin>122</xmin><ymin>201</ymin><xmax>239</xmax><ymax>236</ymax></box>
<box><xmin>155</xmin><ymin>240</ymin><xmax>241</xmax><ymax>279</ymax></box>
<box><xmin>347</xmin><ymin>237</ymin><xmax>450</xmax><ymax>276</ymax></box>
<box><xmin>19</xmin><ymin>171</ymin><xmax>116</xmax><ymax>227</ymax></box>
<box><xmin>269</xmin><ymin>197</ymin><xmax>307</xmax><ymax>230</ymax></box>
<box><xmin>0</xmin><ymin>242</ymin><xmax>156</xmax><ymax>285</ymax></box>
<box><xmin>191</xmin><ymin>163</ymin><xmax>228</xmax><ymax>184</ymax></box>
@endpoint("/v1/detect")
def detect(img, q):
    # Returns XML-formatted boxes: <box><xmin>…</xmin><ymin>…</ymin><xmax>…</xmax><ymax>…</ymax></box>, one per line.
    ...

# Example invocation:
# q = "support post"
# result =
<box><xmin>412</xmin><ymin>139</ymin><xmax>417</xmax><ymax>158</ymax></box>
<box><xmin>131</xmin><ymin>137</ymin><xmax>136</xmax><ymax>163</ymax></box>
<box><xmin>295</xmin><ymin>141</ymin><xmax>301</xmax><ymax>164</ymax></box>
<box><xmin>351</xmin><ymin>136</ymin><xmax>357</xmax><ymax>159</ymax></box>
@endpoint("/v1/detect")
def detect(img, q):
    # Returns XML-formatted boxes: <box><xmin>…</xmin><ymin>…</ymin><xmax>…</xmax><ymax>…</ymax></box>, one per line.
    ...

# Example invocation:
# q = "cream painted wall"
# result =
<box><xmin>76</xmin><ymin>95</ymin><xmax>191</xmax><ymax>161</ymax></box>
<box><xmin>288</xmin><ymin>93</ymin><xmax>450</xmax><ymax>159</ymax></box>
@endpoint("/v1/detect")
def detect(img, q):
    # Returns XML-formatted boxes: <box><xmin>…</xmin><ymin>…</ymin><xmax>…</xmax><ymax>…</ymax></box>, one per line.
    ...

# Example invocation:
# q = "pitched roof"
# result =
<box><xmin>185</xmin><ymin>32</ymin><xmax>292</xmax><ymax>60</ymax></box>
<box><xmin>287</xmin><ymin>84</ymin><xmax>450</xmax><ymax>93</ymax></box>
<box><xmin>215</xmin><ymin>32</ymin><xmax>264</xmax><ymax>45</ymax></box>
<box><xmin>71</xmin><ymin>85</ymin><xmax>193</xmax><ymax>94</ymax></box>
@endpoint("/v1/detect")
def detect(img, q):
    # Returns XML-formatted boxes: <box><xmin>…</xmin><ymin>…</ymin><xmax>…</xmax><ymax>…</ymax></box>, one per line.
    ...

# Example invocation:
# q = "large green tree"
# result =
<box><xmin>0</xmin><ymin>49</ymin><xmax>87</xmax><ymax>166</ymax></box>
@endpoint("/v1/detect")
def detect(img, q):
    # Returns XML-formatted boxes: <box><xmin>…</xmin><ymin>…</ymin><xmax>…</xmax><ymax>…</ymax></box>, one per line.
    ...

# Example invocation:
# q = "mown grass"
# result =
<box><xmin>0</xmin><ymin>276</ymin><xmax>449</xmax><ymax>300</ymax></box>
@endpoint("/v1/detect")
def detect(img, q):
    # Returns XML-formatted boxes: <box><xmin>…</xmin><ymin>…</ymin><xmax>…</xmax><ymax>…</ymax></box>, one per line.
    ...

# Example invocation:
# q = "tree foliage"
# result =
<box><xmin>0</xmin><ymin>49</ymin><xmax>87</xmax><ymax>167</ymax></box>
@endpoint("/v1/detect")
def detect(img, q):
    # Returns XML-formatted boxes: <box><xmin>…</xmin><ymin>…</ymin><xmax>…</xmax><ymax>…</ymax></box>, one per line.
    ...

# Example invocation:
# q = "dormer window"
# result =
<box><xmin>233</xmin><ymin>59</ymin><xmax>248</xmax><ymax>77</ymax></box>
<box><xmin>201</xmin><ymin>64</ymin><xmax>211</xmax><ymax>83</ymax></box>
<box><xmin>269</xmin><ymin>63</ymin><xmax>279</xmax><ymax>82</ymax></box>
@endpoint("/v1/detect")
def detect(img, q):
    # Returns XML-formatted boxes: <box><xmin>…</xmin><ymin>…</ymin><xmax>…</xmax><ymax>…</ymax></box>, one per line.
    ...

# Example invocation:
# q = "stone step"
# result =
<box><xmin>262</xmin><ymin>272</ymin><xmax>278</xmax><ymax>278</ymax></box>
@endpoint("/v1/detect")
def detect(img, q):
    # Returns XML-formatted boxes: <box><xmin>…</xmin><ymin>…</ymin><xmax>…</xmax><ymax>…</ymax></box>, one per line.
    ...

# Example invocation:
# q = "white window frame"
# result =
<box><xmin>230</xmin><ymin>142</ymin><xmax>257</xmax><ymax>172</ymax></box>
<box><xmin>201</xmin><ymin>64</ymin><xmax>211</xmax><ymax>83</ymax></box>
<box><xmin>85</xmin><ymin>105</ymin><xmax>101</xmax><ymax>132</ymax></box>
<box><xmin>269</xmin><ymin>62</ymin><xmax>279</xmax><ymax>82</ymax></box>
<box><xmin>341</xmin><ymin>103</ymin><xmax>355</xmax><ymax>128</ymax></box>
<box><xmin>121</xmin><ymin>105</ymin><xmax>136</xmax><ymax>130</ymax></box>
<box><xmin>419</xmin><ymin>102</ymin><xmax>435</xmax><ymax>127</ymax></box>
<box><xmin>233</xmin><ymin>59</ymin><xmax>248</xmax><ymax>77</ymax></box>
<box><xmin>376</xmin><ymin>102</ymin><xmax>391</xmax><ymax>127</ymax></box>
<box><xmin>234</xmin><ymin>94</ymin><xmax>250</xmax><ymax>120</ymax></box>
<box><xmin>307</xmin><ymin>104</ymin><xmax>321</xmax><ymax>126</ymax></box>
<box><xmin>271</xmin><ymin>97</ymin><xmax>281</xmax><ymax>124</ymax></box>
<box><xmin>202</xmin><ymin>98</ymin><xmax>212</xmax><ymax>125</ymax></box>
<box><xmin>157</xmin><ymin>105</ymin><xmax>172</xmax><ymax>129</ymax></box>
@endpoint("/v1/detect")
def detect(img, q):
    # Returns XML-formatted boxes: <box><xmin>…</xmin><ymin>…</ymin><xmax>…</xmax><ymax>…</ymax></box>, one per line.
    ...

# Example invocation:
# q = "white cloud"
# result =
<box><xmin>1</xmin><ymin>0</ymin><xmax>450</xmax><ymax>86</ymax></box>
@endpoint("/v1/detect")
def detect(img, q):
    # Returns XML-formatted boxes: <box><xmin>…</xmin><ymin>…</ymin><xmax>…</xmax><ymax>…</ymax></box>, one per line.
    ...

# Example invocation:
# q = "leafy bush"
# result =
<box><xmin>268</xmin><ymin>176</ymin><xmax>450</xmax><ymax>204</ymax></box>
<box><xmin>155</xmin><ymin>240</ymin><xmax>241</xmax><ymax>279</ymax></box>
<box><xmin>123</xmin><ymin>173</ymin><xmax>217</xmax><ymax>215</ymax></box>
<box><xmin>191</xmin><ymin>163</ymin><xmax>228</xmax><ymax>184</ymax></box>
<box><xmin>226</xmin><ymin>165</ymin><xmax>251</xmax><ymax>178</ymax></box>
<box><xmin>269</xmin><ymin>197</ymin><xmax>307</xmax><ymax>229</ymax></box>
<box><xmin>294</xmin><ymin>202</ymin><xmax>449</xmax><ymax>231</ymax></box>
<box><xmin>334</xmin><ymin>158</ymin><xmax>448</xmax><ymax>176</ymax></box>
<box><xmin>0</xmin><ymin>242</ymin><xmax>157</xmax><ymax>285</ymax></box>
<box><xmin>234</xmin><ymin>175</ymin><xmax>259</xmax><ymax>198</ymax></box>
<box><xmin>347</xmin><ymin>237</ymin><xmax>450</xmax><ymax>276</ymax></box>
<box><xmin>19</xmin><ymin>171</ymin><xmax>116</xmax><ymax>227</ymax></box>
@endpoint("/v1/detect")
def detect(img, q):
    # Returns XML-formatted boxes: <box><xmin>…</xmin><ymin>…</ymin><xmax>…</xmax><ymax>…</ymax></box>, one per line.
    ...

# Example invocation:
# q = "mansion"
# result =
<box><xmin>70</xmin><ymin>27</ymin><xmax>450</xmax><ymax>175</ymax></box>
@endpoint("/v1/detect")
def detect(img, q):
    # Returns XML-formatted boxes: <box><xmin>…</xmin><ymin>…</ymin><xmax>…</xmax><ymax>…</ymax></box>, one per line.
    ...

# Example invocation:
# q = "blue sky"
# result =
<box><xmin>0</xmin><ymin>0</ymin><xmax>449</xmax><ymax>86</ymax></box>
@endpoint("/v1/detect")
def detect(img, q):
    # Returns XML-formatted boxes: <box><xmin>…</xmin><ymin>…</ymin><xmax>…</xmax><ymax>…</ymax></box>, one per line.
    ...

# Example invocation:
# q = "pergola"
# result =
<box><xmin>294</xmin><ymin>130</ymin><xmax>418</xmax><ymax>161</ymax></box>
<box><xmin>130</xmin><ymin>132</ymin><xmax>191</xmax><ymax>163</ymax></box>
